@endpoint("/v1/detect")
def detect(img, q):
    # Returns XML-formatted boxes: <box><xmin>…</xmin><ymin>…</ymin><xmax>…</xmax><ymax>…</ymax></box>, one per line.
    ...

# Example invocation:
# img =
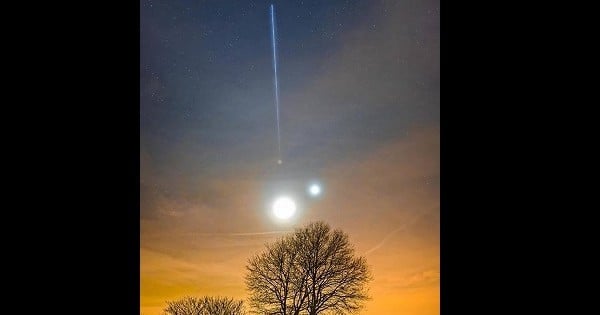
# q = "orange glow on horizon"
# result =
<box><xmin>141</xmin><ymin>128</ymin><xmax>439</xmax><ymax>315</ymax></box>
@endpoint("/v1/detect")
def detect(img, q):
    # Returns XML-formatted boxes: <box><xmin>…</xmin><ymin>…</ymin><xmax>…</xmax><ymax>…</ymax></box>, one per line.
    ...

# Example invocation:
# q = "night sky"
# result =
<box><xmin>141</xmin><ymin>0</ymin><xmax>439</xmax><ymax>314</ymax></box>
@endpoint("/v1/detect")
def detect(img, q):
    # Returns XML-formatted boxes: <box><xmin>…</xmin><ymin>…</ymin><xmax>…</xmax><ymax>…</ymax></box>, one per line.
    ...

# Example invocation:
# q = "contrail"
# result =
<box><xmin>270</xmin><ymin>4</ymin><xmax>282</xmax><ymax>164</ymax></box>
<box><xmin>189</xmin><ymin>230</ymin><xmax>291</xmax><ymax>237</ymax></box>
<box><xmin>364</xmin><ymin>224</ymin><xmax>409</xmax><ymax>256</ymax></box>
<box><xmin>219</xmin><ymin>230</ymin><xmax>291</xmax><ymax>237</ymax></box>
<box><xmin>364</xmin><ymin>206</ymin><xmax>440</xmax><ymax>256</ymax></box>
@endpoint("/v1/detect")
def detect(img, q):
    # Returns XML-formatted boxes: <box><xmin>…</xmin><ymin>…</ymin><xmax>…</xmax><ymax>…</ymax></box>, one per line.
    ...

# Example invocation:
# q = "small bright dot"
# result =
<box><xmin>272</xmin><ymin>197</ymin><xmax>296</xmax><ymax>219</ymax></box>
<box><xmin>309</xmin><ymin>184</ymin><xmax>321</xmax><ymax>196</ymax></box>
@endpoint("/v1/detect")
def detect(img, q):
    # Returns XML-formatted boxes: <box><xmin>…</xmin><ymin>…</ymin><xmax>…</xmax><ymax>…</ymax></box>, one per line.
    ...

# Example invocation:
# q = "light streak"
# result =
<box><xmin>270</xmin><ymin>4</ymin><xmax>282</xmax><ymax>163</ymax></box>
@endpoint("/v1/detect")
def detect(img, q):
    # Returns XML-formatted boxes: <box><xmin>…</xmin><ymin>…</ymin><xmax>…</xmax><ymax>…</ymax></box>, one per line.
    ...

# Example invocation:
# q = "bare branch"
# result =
<box><xmin>245</xmin><ymin>221</ymin><xmax>372</xmax><ymax>315</ymax></box>
<box><xmin>164</xmin><ymin>296</ymin><xmax>246</xmax><ymax>315</ymax></box>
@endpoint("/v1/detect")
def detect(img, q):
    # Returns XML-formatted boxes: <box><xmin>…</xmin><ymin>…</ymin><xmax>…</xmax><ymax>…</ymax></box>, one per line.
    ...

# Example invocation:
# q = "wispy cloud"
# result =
<box><xmin>364</xmin><ymin>216</ymin><xmax>417</xmax><ymax>256</ymax></box>
<box><xmin>193</xmin><ymin>230</ymin><xmax>292</xmax><ymax>237</ymax></box>
<box><xmin>403</xmin><ymin>268</ymin><xmax>440</xmax><ymax>288</ymax></box>
<box><xmin>364</xmin><ymin>205</ymin><xmax>439</xmax><ymax>256</ymax></box>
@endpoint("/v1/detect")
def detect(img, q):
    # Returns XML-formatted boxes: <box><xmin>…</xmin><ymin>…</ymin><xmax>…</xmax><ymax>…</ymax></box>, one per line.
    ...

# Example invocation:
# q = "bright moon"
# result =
<box><xmin>272</xmin><ymin>197</ymin><xmax>296</xmax><ymax>219</ymax></box>
<box><xmin>309</xmin><ymin>184</ymin><xmax>321</xmax><ymax>196</ymax></box>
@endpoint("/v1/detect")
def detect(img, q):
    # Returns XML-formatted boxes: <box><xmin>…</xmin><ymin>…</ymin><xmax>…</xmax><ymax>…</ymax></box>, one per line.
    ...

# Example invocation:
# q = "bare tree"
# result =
<box><xmin>164</xmin><ymin>296</ymin><xmax>246</xmax><ymax>315</ymax></box>
<box><xmin>245</xmin><ymin>221</ymin><xmax>371</xmax><ymax>315</ymax></box>
<box><xmin>202</xmin><ymin>296</ymin><xmax>245</xmax><ymax>315</ymax></box>
<box><xmin>164</xmin><ymin>296</ymin><xmax>204</xmax><ymax>315</ymax></box>
<box><xmin>246</xmin><ymin>237</ymin><xmax>307</xmax><ymax>315</ymax></box>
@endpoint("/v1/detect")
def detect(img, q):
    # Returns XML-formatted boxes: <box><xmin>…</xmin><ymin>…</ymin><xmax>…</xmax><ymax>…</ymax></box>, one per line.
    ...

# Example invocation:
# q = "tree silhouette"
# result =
<box><xmin>164</xmin><ymin>296</ymin><xmax>246</xmax><ymax>315</ymax></box>
<box><xmin>245</xmin><ymin>221</ymin><xmax>371</xmax><ymax>315</ymax></box>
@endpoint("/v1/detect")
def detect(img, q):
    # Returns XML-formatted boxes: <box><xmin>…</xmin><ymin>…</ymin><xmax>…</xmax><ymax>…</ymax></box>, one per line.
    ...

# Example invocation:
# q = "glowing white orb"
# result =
<box><xmin>272</xmin><ymin>197</ymin><xmax>296</xmax><ymax>219</ymax></box>
<box><xmin>309</xmin><ymin>184</ymin><xmax>321</xmax><ymax>196</ymax></box>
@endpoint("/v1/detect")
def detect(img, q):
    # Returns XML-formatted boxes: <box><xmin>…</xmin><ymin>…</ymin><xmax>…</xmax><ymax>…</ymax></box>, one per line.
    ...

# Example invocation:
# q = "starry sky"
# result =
<box><xmin>141</xmin><ymin>0</ymin><xmax>439</xmax><ymax>314</ymax></box>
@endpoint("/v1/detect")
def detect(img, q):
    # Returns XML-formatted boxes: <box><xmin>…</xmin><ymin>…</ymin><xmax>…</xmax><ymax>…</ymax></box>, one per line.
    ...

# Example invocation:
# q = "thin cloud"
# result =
<box><xmin>191</xmin><ymin>230</ymin><xmax>292</xmax><ymax>237</ymax></box>
<box><xmin>364</xmin><ymin>205</ymin><xmax>439</xmax><ymax>256</ymax></box>
<box><xmin>364</xmin><ymin>222</ymin><xmax>411</xmax><ymax>256</ymax></box>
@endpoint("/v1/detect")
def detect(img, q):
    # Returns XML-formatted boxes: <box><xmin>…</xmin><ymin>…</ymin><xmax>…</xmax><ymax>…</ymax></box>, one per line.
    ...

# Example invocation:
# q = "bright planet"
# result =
<box><xmin>309</xmin><ymin>184</ymin><xmax>321</xmax><ymax>196</ymax></box>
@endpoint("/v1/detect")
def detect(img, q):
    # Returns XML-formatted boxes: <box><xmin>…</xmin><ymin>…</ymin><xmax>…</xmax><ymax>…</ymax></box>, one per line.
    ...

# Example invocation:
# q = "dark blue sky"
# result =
<box><xmin>141</xmin><ymin>0</ymin><xmax>439</xmax><ymax>216</ymax></box>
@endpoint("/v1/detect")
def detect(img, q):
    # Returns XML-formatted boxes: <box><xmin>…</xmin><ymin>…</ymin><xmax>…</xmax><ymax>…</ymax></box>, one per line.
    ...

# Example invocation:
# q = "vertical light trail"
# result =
<box><xmin>270</xmin><ymin>4</ymin><xmax>282</xmax><ymax>164</ymax></box>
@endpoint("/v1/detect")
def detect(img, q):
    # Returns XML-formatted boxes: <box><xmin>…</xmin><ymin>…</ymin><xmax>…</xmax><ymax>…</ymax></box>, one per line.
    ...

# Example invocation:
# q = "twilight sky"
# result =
<box><xmin>140</xmin><ymin>0</ymin><xmax>439</xmax><ymax>314</ymax></box>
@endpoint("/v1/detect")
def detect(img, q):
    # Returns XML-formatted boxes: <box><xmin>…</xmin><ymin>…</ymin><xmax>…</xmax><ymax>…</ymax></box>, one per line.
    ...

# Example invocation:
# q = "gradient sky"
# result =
<box><xmin>141</xmin><ymin>0</ymin><xmax>439</xmax><ymax>314</ymax></box>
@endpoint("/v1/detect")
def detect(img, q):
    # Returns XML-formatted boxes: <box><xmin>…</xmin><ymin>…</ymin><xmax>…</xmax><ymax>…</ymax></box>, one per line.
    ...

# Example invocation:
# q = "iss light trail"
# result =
<box><xmin>267</xmin><ymin>5</ymin><xmax>324</xmax><ymax>223</ymax></box>
<box><xmin>270</xmin><ymin>4</ymin><xmax>282</xmax><ymax>164</ymax></box>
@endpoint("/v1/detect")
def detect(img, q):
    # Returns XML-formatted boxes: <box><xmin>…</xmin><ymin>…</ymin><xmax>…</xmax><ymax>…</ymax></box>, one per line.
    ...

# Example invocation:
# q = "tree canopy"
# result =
<box><xmin>164</xmin><ymin>296</ymin><xmax>246</xmax><ymax>315</ymax></box>
<box><xmin>245</xmin><ymin>221</ymin><xmax>371</xmax><ymax>315</ymax></box>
